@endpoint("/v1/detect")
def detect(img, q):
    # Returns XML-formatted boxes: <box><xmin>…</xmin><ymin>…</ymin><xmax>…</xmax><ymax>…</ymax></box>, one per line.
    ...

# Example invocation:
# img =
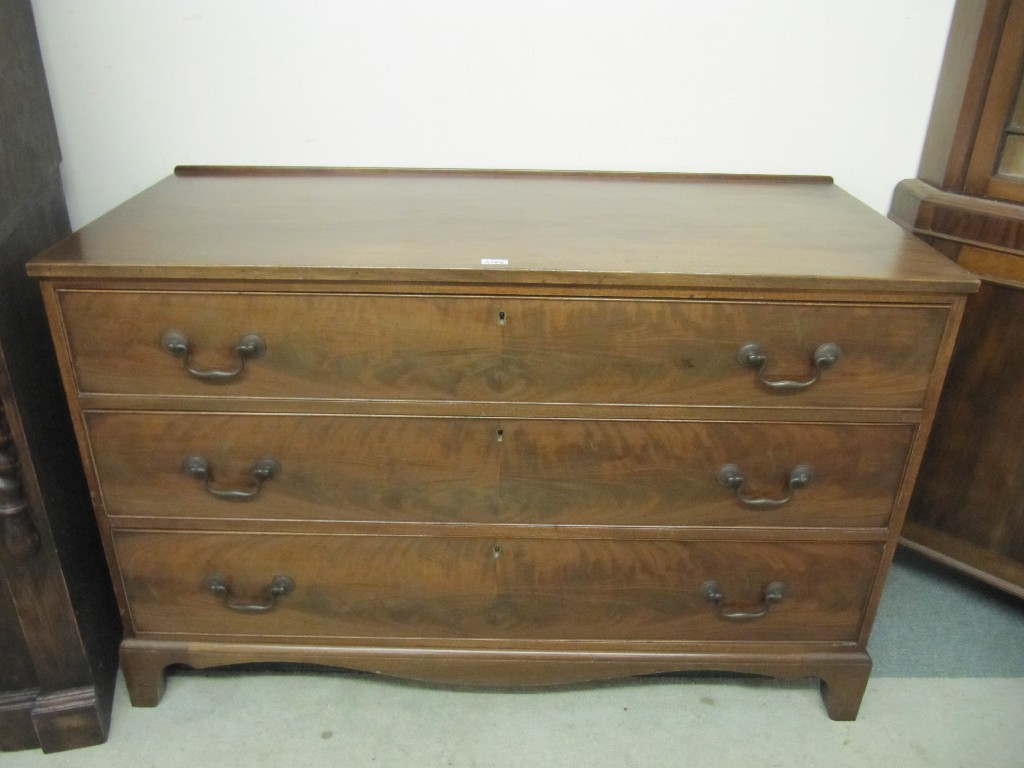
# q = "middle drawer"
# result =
<box><xmin>87</xmin><ymin>413</ymin><xmax>914</xmax><ymax>529</ymax></box>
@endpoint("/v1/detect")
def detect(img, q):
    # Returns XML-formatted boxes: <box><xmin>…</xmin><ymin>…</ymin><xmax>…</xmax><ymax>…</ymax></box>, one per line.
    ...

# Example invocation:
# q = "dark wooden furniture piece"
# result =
<box><xmin>890</xmin><ymin>0</ymin><xmax>1024</xmax><ymax>598</ymax></box>
<box><xmin>0</xmin><ymin>0</ymin><xmax>120</xmax><ymax>753</ymax></box>
<box><xmin>29</xmin><ymin>166</ymin><xmax>976</xmax><ymax>720</ymax></box>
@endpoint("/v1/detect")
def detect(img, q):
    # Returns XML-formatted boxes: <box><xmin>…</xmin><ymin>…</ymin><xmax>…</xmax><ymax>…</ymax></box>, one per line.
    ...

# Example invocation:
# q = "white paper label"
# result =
<box><xmin>480</xmin><ymin>258</ymin><xmax>509</xmax><ymax>265</ymax></box>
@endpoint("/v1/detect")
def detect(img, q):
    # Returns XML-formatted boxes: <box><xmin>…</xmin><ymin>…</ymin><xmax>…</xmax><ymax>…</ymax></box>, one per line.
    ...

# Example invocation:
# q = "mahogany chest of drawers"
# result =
<box><xmin>28</xmin><ymin>167</ymin><xmax>977</xmax><ymax>720</ymax></box>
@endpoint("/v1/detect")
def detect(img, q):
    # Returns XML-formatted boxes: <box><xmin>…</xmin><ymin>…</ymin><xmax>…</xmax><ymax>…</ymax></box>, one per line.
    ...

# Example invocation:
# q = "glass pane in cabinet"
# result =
<box><xmin>999</xmin><ymin>135</ymin><xmax>1024</xmax><ymax>178</ymax></box>
<box><xmin>998</xmin><ymin>67</ymin><xmax>1024</xmax><ymax>178</ymax></box>
<box><xmin>1008</xmin><ymin>69</ymin><xmax>1024</xmax><ymax>133</ymax></box>
<box><xmin>999</xmin><ymin>65</ymin><xmax>1024</xmax><ymax>180</ymax></box>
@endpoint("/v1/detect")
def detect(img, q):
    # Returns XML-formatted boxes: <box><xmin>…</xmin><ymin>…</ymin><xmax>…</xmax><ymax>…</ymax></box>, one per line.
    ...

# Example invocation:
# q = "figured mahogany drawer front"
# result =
<box><xmin>113</xmin><ymin>530</ymin><xmax>881</xmax><ymax>642</ymax></box>
<box><xmin>87</xmin><ymin>412</ymin><xmax>914</xmax><ymax>529</ymax></box>
<box><xmin>59</xmin><ymin>290</ymin><xmax>947</xmax><ymax>408</ymax></box>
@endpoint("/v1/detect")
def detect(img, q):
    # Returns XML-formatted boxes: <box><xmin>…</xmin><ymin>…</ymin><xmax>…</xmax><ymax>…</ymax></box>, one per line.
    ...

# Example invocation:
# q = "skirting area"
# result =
<box><xmin>5</xmin><ymin>549</ymin><xmax>1023</xmax><ymax>767</ymax></box>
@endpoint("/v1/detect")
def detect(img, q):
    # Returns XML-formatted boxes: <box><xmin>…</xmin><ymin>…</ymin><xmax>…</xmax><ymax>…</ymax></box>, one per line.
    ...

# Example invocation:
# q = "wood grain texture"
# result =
<box><xmin>118</xmin><ymin>637</ymin><xmax>872</xmax><ymax>719</ymax></box>
<box><xmin>890</xmin><ymin>2</ymin><xmax>1024</xmax><ymax>595</ymax></box>
<box><xmin>0</xmin><ymin>576</ymin><xmax>36</xmax><ymax>692</ymax></box>
<box><xmin>112</xmin><ymin>530</ymin><xmax>881</xmax><ymax>644</ymax></box>
<box><xmin>917</xmin><ymin>0</ymin><xmax>1009</xmax><ymax>190</ymax></box>
<box><xmin>964</xmin><ymin>0</ymin><xmax>1024</xmax><ymax>201</ymax></box>
<box><xmin>58</xmin><ymin>290</ymin><xmax>949</xmax><ymax>409</ymax></box>
<box><xmin>172</xmin><ymin>166</ymin><xmax>838</xmax><ymax>182</ymax></box>
<box><xmin>890</xmin><ymin>178</ymin><xmax>1024</xmax><ymax>256</ymax></box>
<box><xmin>957</xmin><ymin>244</ymin><xmax>1024</xmax><ymax>287</ymax></box>
<box><xmin>27</xmin><ymin>170</ymin><xmax>976</xmax><ymax>293</ymax></box>
<box><xmin>908</xmin><ymin>282</ymin><xmax>1024</xmax><ymax>575</ymax></box>
<box><xmin>0</xmin><ymin>0</ymin><xmax>120</xmax><ymax>748</ymax></box>
<box><xmin>30</xmin><ymin>168</ymin><xmax>974</xmax><ymax>721</ymax></box>
<box><xmin>84</xmin><ymin>412</ymin><xmax>913</xmax><ymax>529</ymax></box>
<box><xmin>0</xmin><ymin>212</ymin><xmax>119</xmax><ymax>753</ymax></box>
<box><xmin>499</xmin><ymin>419</ymin><xmax>913</xmax><ymax>530</ymax></box>
<box><xmin>87</xmin><ymin>412</ymin><xmax>501</xmax><ymax>525</ymax></box>
<box><xmin>0</xmin><ymin>689</ymin><xmax>40</xmax><ymax>751</ymax></box>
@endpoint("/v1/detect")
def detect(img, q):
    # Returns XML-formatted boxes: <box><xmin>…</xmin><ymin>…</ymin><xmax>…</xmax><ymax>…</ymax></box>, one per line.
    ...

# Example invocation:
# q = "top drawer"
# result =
<box><xmin>55</xmin><ymin>290</ymin><xmax>948</xmax><ymax>408</ymax></box>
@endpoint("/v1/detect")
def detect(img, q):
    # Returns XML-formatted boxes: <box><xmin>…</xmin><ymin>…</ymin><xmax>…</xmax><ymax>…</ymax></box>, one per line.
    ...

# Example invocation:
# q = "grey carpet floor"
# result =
<box><xmin>870</xmin><ymin>548</ymin><xmax>1024</xmax><ymax>677</ymax></box>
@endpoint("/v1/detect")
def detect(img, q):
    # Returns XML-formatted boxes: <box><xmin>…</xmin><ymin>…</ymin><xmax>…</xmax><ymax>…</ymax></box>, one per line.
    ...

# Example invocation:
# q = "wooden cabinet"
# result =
<box><xmin>0</xmin><ymin>0</ymin><xmax>119</xmax><ymax>753</ymax></box>
<box><xmin>29</xmin><ymin>167</ymin><xmax>976</xmax><ymax>720</ymax></box>
<box><xmin>890</xmin><ymin>0</ymin><xmax>1024</xmax><ymax>597</ymax></box>
<box><xmin>0</xmin><ymin>0</ymin><xmax>119</xmax><ymax>752</ymax></box>
<box><xmin>953</xmin><ymin>0</ymin><xmax>1024</xmax><ymax>202</ymax></box>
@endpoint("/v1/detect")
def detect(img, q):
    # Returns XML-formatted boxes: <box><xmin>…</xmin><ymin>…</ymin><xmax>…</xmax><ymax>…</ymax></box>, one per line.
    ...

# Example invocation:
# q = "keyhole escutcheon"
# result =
<box><xmin>498</xmin><ymin>310</ymin><xmax>506</xmax><ymax>326</ymax></box>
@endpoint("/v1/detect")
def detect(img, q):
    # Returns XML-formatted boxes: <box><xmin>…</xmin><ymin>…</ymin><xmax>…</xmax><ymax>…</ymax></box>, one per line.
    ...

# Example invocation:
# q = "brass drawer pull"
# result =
<box><xmin>161</xmin><ymin>330</ymin><xmax>266</xmax><ymax>381</ymax></box>
<box><xmin>204</xmin><ymin>573</ymin><xmax>295</xmax><ymax>613</ymax></box>
<box><xmin>717</xmin><ymin>464</ymin><xmax>813</xmax><ymax>508</ymax></box>
<box><xmin>183</xmin><ymin>455</ymin><xmax>281</xmax><ymax>501</ymax></box>
<box><xmin>737</xmin><ymin>342</ymin><xmax>841</xmax><ymax>391</ymax></box>
<box><xmin>700</xmin><ymin>580</ymin><xmax>786</xmax><ymax>620</ymax></box>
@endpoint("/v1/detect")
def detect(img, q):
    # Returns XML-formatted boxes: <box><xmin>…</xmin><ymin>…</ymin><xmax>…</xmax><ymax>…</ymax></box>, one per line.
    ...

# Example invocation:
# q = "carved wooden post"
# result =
<box><xmin>0</xmin><ymin>404</ymin><xmax>41</xmax><ymax>559</ymax></box>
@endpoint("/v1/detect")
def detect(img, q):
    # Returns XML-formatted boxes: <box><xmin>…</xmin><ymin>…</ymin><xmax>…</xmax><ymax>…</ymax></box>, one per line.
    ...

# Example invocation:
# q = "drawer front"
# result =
<box><xmin>87</xmin><ymin>413</ymin><xmax>913</xmax><ymax>529</ymax></box>
<box><xmin>59</xmin><ymin>290</ymin><xmax>947</xmax><ymax>408</ymax></box>
<box><xmin>114</xmin><ymin>531</ymin><xmax>881</xmax><ymax>642</ymax></box>
<box><xmin>498</xmin><ymin>419</ymin><xmax>914</xmax><ymax>529</ymax></box>
<box><xmin>87</xmin><ymin>412</ymin><xmax>501</xmax><ymax>524</ymax></box>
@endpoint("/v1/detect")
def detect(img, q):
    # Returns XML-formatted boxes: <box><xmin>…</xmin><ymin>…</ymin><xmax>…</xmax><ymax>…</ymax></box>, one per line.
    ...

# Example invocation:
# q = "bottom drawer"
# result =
<box><xmin>114</xmin><ymin>531</ymin><xmax>881</xmax><ymax>643</ymax></box>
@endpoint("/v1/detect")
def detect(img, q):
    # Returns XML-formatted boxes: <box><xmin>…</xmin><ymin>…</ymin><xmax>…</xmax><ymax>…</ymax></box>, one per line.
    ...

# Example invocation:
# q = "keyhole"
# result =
<box><xmin>493</xmin><ymin>546</ymin><xmax>502</xmax><ymax>558</ymax></box>
<box><xmin>498</xmin><ymin>310</ymin><xmax>506</xmax><ymax>326</ymax></box>
<box><xmin>496</xmin><ymin>428</ymin><xmax>504</xmax><ymax>443</ymax></box>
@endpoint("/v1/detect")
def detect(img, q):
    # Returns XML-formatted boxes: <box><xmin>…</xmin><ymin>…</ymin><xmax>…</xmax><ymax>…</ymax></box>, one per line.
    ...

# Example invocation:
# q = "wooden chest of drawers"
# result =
<box><xmin>28</xmin><ymin>168</ymin><xmax>977</xmax><ymax>720</ymax></box>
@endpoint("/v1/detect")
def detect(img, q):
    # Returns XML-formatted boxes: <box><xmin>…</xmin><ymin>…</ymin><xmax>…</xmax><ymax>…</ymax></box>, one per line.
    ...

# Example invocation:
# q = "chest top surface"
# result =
<box><xmin>28</xmin><ymin>167</ymin><xmax>977</xmax><ymax>293</ymax></box>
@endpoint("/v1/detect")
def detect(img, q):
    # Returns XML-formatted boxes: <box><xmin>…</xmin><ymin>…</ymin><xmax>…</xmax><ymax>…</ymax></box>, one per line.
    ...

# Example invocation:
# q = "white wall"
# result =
<box><xmin>29</xmin><ymin>0</ymin><xmax>956</xmax><ymax>230</ymax></box>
